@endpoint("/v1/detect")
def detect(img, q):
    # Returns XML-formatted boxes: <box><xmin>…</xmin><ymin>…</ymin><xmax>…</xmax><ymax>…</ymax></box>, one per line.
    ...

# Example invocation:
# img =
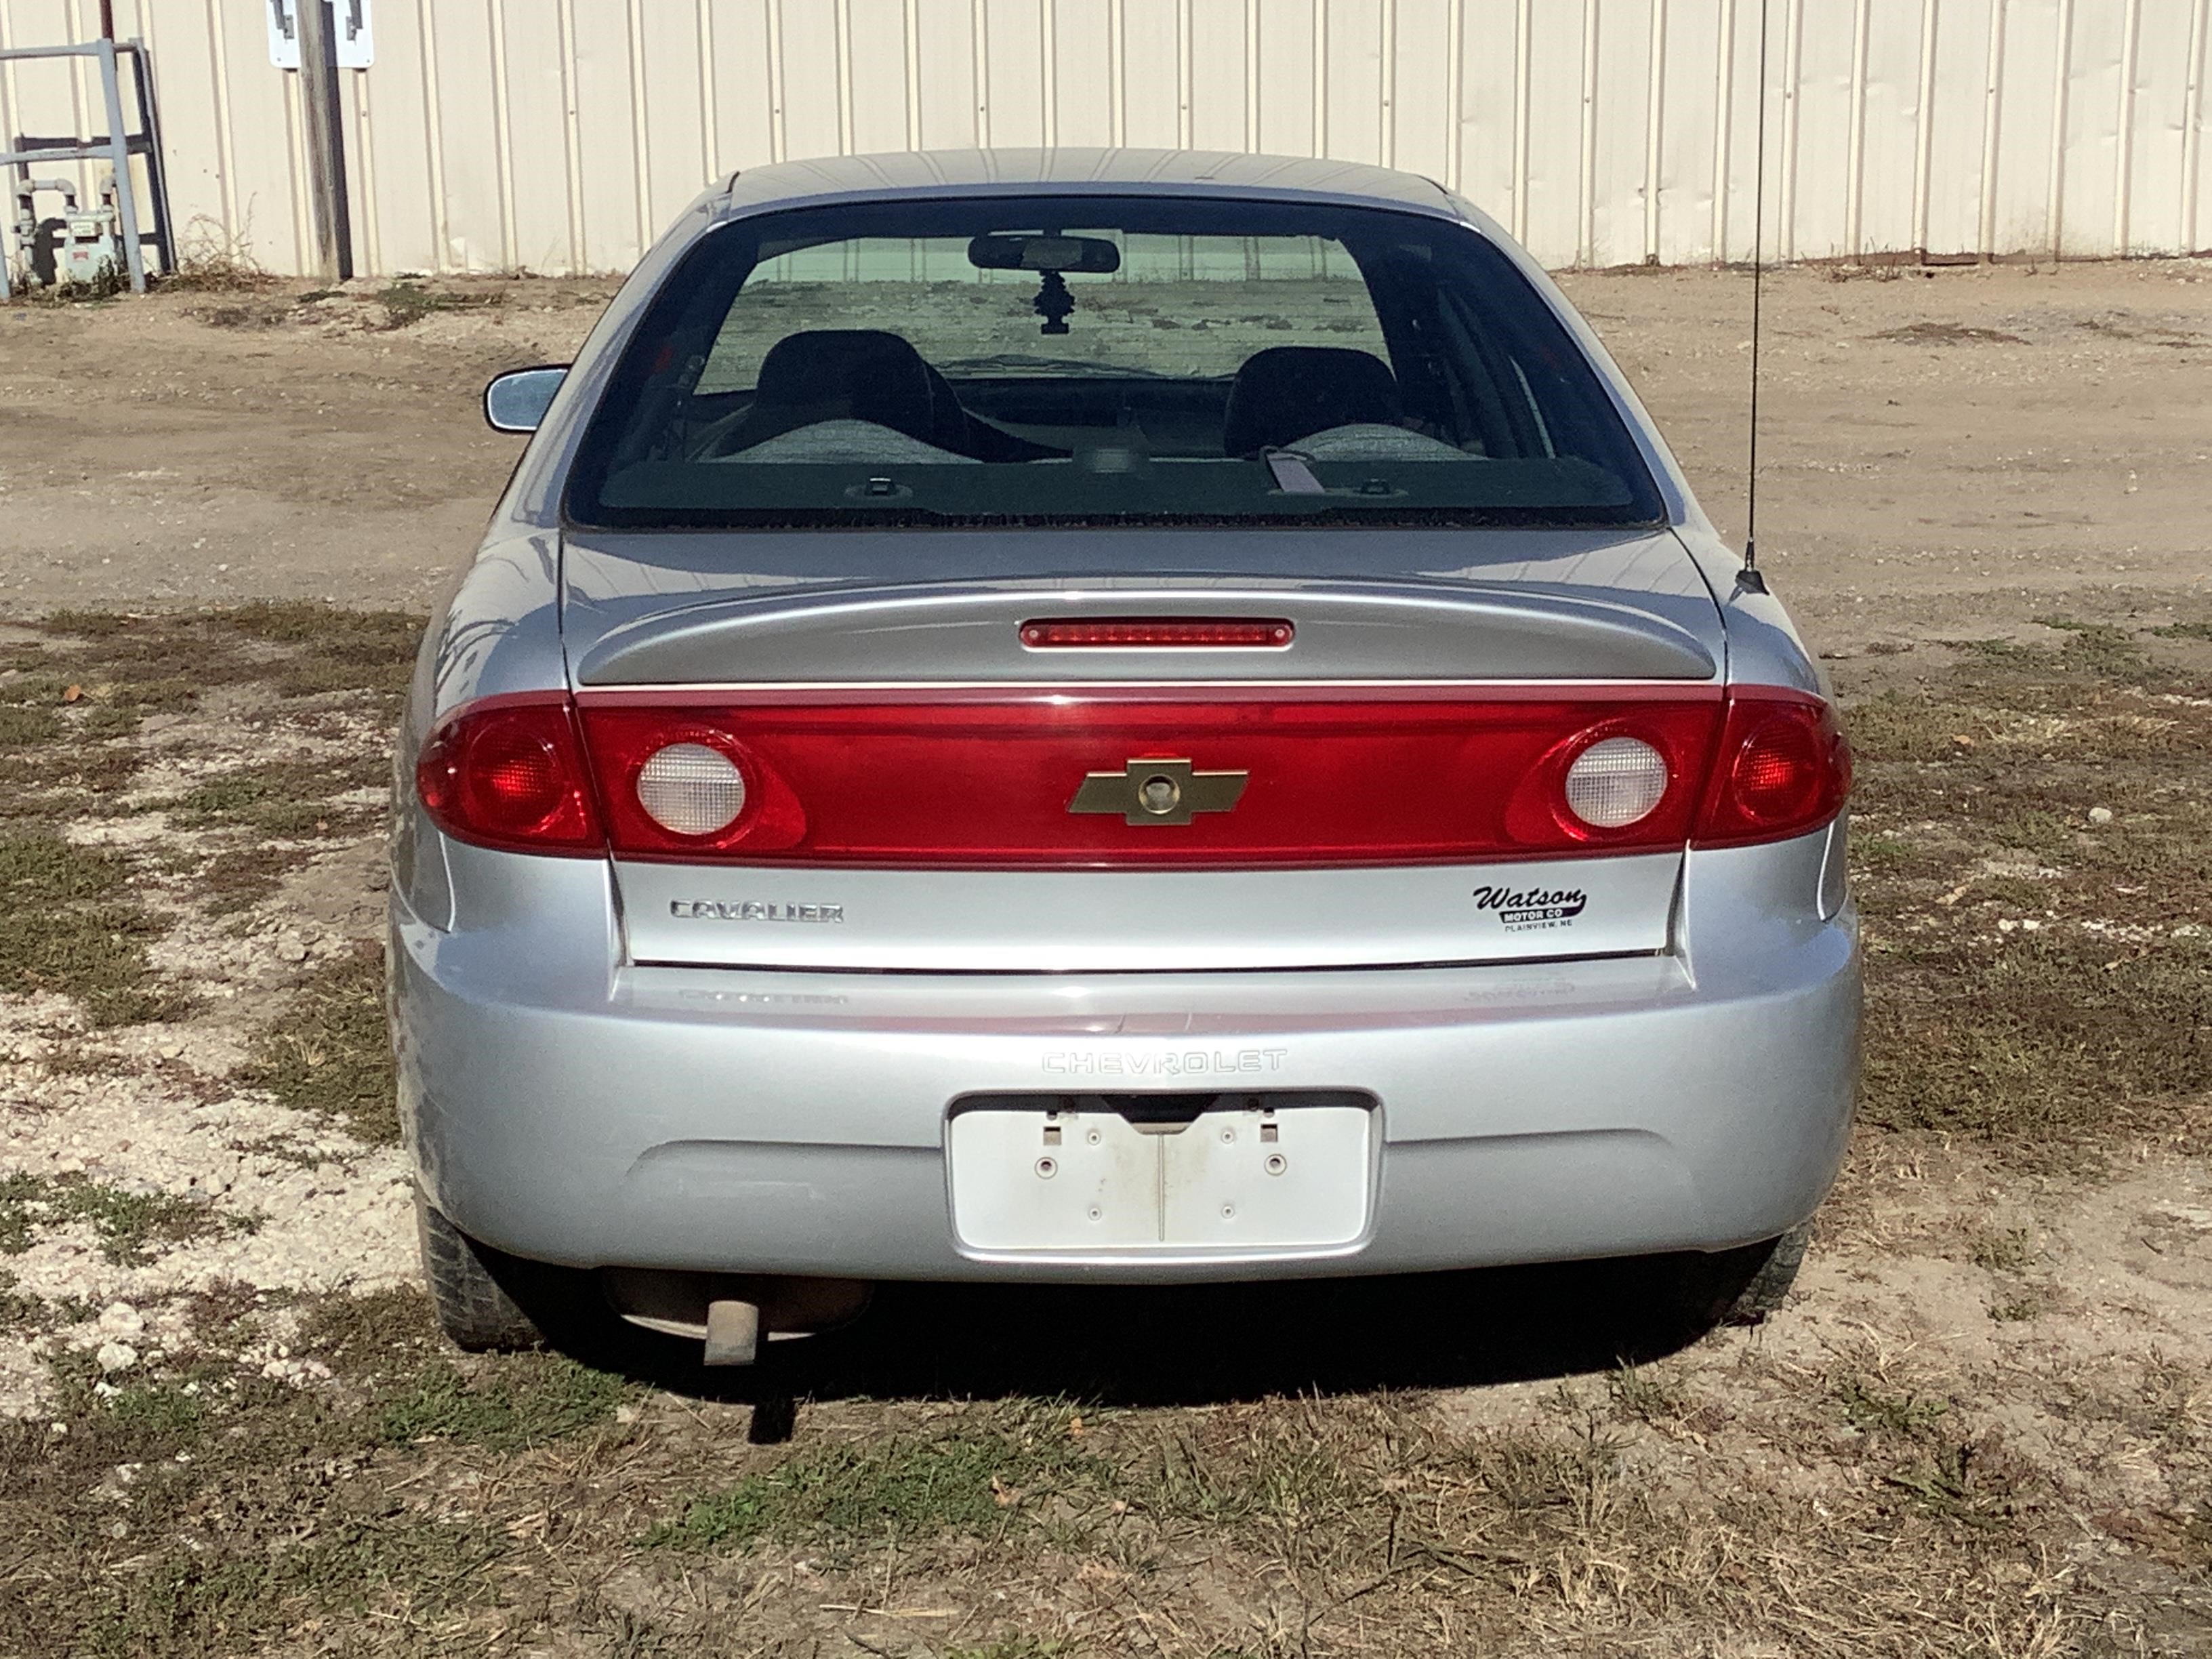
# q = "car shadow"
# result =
<box><xmin>531</xmin><ymin>1255</ymin><xmax>1738</xmax><ymax>1434</ymax></box>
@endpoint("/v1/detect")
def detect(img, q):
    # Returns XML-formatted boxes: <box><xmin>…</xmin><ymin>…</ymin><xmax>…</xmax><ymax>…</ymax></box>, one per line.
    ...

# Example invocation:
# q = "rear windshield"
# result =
<box><xmin>566</xmin><ymin>196</ymin><xmax>1666</xmax><ymax>531</ymax></box>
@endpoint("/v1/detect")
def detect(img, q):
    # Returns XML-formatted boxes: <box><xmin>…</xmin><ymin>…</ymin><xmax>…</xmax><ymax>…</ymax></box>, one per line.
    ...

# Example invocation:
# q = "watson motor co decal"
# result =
<box><xmin>1472</xmin><ymin>882</ymin><xmax>1588</xmax><ymax>932</ymax></box>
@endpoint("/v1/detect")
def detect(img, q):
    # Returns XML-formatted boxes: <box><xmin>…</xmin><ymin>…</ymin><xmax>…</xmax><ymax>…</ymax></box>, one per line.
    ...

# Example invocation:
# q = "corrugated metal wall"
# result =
<box><xmin>1</xmin><ymin>0</ymin><xmax>2207</xmax><ymax>276</ymax></box>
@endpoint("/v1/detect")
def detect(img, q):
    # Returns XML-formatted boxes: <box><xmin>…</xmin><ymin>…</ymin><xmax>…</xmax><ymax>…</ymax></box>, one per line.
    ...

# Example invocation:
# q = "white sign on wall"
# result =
<box><xmin>266</xmin><ymin>0</ymin><xmax>374</xmax><ymax>70</ymax></box>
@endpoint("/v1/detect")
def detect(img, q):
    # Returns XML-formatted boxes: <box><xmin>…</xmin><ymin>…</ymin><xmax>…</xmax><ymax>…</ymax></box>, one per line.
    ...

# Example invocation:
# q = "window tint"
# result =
<box><xmin>693</xmin><ymin>234</ymin><xmax>1389</xmax><ymax>392</ymax></box>
<box><xmin>567</xmin><ymin>196</ymin><xmax>1666</xmax><ymax>531</ymax></box>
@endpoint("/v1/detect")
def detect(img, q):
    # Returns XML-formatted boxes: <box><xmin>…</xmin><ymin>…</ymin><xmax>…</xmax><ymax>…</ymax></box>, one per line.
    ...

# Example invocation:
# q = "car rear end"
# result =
<box><xmin>388</xmin><ymin>155</ymin><xmax>1858</xmax><ymax>1338</ymax></box>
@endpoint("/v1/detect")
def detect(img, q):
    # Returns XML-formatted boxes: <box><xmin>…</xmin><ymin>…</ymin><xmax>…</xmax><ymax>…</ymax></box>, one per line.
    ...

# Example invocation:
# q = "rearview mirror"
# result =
<box><xmin>484</xmin><ymin>365</ymin><xmax>568</xmax><ymax>433</ymax></box>
<box><xmin>966</xmin><ymin>234</ymin><xmax>1120</xmax><ymax>275</ymax></box>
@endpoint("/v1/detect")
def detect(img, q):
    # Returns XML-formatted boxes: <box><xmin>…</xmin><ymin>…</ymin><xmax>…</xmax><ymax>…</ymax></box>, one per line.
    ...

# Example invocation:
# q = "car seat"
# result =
<box><xmin>1221</xmin><ymin>346</ymin><xmax>1404</xmax><ymax>457</ymax></box>
<box><xmin>716</xmin><ymin>329</ymin><xmax>966</xmax><ymax>453</ymax></box>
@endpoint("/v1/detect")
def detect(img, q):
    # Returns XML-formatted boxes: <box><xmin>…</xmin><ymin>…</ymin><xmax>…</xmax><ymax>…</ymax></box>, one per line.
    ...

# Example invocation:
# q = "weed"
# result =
<box><xmin>105</xmin><ymin>1381</ymin><xmax>209</xmax><ymax>1439</ymax></box>
<box><xmin>239</xmin><ymin>942</ymin><xmax>395</xmax><ymax>1141</ymax></box>
<box><xmin>2150</xmin><ymin>619</ymin><xmax>2212</xmax><ymax>642</ymax></box>
<box><xmin>1966</xmin><ymin>1224</ymin><xmax>2037</xmax><ymax>1274</ymax></box>
<box><xmin>206</xmin><ymin>601</ymin><xmax>421</xmax><ymax>699</ymax></box>
<box><xmin>192</xmin><ymin>844</ymin><xmax>298</xmax><ymax>914</ymax></box>
<box><xmin>648</xmin><ymin>1406</ymin><xmax>1109</xmax><ymax>1553</ymax></box>
<box><xmin>198</xmin><ymin>301</ymin><xmax>285</xmax><ymax>329</ymax></box>
<box><xmin>1861</xmin><ymin>934</ymin><xmax>2212</xmax><ymax>1153</ymax></box>
<box><xmin>1837</xmin><ymin>1376</ymin><xmax>1950</xmax><ymax>1436</ymax></box>
<box><xmin>0</xmin><ymin>702</ymin><xmax>60</xmax><ymax>748</ymax></box>
<box><xmin>1607</xmin><ymin>1361</ymin><xmax>1692</xmax><ymax>1423</ymax></box>
<box><xmin>90</xmin><ymin>1517</ymin><xmax>507</xmax><ymax>1654</ymax></box>
<box><xmin>1987</xmin><ymin>1286</ymin><xmax>2049</xmax><ymax>1323</ymax></box>
<box><xmin>0</xmin><ymin>829</ymin><xmax>188</xmax><ymax>1025</ymax></box>
<box><xmin>166</xmin><ymin>755</ymin><xmax>386</xmax><ymax>838</ymax></box>
<box><xmin>0</xmin><ymin>1172</ymin><xmax>237</xmax><ymax>1265</ymax></box>
<box><xmin>1874</xmin><ymin>321</ymin><xmax>2027</xmax><ymax>346</ymax></box>
<box><xmin>39</xmin><ymin>609</ymin><xmax>136</xmax><ymax>638</ymax></box>
<box><xmin>1881</xmin><ymin>1437</ymin><xmax>2026</xmax><ymax>1527</ymax></box>
<box><xmin>24</xmin><ymin>606</ymin><xmax>420</xmax><ymax>741</ymax></box>
<box><xmin>1847</xmin><ymin>630</ymin><xmax>2212</xmax><ymax>1161</ymax></box>
<box><xmin>2033</xmin><ymin>615</ymin><xmax>2151</xmax><ymax>677</ymax></box>
<box><xmin>0</xmin><ymin>1269</ymin><xmax>46</xmax><ymax>1326</ymax></box>
<box><xmin>1148</xmin><ymin>1406</ymin><xmax>1370</xmax><ymax>1531</ymax></box>
<box><xmin>159</xmin><ymin>214</ymin><xmax>279</xmax><ymax>293</ymax></box>
<box><xmin>377</xmin><ymin>1355</ymin><xmax>625</xmax><ymax>1451</ymax></box>
<box><xmin>377</xmin><ymin>281</ymin><xmax>502</xmax><ymax>330</ymax></box>
<box><xmin>0</xmin><ymin>1171</ymin><xmax>42</xmax><ymax>1252</ymax></box>
<box><xmin>292</xmin><ymin>1284</ymin><xmax>445</xmax><ymax>1376</ymax></box>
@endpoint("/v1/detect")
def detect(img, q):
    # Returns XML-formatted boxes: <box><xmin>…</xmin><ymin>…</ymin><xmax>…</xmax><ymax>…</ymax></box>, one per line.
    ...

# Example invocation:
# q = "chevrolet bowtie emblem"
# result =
<box><xmin>1068</xmin><ymin>758</ymin><xmax>1249</xmax><ymax>826</ymax></box>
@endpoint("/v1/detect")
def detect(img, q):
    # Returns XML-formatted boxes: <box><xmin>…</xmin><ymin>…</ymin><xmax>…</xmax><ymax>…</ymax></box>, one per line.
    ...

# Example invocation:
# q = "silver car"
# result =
<box><xmin>391</xmin><ymin>150</ymin><xmax>1858</xmax><ymax>1364</ymax></box>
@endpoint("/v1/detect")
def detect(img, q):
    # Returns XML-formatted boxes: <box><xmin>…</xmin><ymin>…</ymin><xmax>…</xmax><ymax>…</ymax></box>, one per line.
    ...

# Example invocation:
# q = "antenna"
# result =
<box><xmin>1739</xmin><ymin>0</ymin><xmax>1771</xmax><ymax>595</ymax></box>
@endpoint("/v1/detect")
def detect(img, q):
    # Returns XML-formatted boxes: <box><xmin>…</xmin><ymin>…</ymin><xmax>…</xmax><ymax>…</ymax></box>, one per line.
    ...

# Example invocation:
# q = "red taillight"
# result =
<box><xmin>1019</xmin><ymin>617</ymin><xmax>1295</xmax><ymax>649</ymax></box>
<box><xmin>418</xmin><ymin>685</ymin><xmax>1847</xmax><ymax>866</ymax></box>
<box><xmin>414</xmin><ymin>694</ymin><xmax>601</xmax><ymax>854</ymax></box>
<box><xmin>577</xmin><ymin>691</ymin><xmax>1726</xmax><ymax>867</ymax></box>
<box><xmin>1694</xmin><ymin>691</ymin><xmax>1851</xmax><ymax>846</ymax></box>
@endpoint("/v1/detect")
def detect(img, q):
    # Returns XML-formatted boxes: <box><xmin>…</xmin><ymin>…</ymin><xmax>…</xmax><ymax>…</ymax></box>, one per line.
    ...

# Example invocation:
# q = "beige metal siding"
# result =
<box><xmin>0</xmin><ymin>0</ymin><xmax>2205</xmax><ymax>276</ymax></box>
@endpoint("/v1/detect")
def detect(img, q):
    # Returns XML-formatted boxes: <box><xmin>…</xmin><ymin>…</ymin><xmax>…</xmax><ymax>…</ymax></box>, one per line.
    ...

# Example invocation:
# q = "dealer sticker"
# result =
<box><xmin>1472</xmin><ymin>882</ymin><xmax>1588</xmax><ymax>933</ymax></box>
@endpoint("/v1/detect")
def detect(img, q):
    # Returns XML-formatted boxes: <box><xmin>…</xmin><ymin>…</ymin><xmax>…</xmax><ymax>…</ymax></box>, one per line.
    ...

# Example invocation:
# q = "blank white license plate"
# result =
<box><xmin>948</xmin><ymin>1095</ymin><xmax>1373</xmax><ymax>1252</ymax></box>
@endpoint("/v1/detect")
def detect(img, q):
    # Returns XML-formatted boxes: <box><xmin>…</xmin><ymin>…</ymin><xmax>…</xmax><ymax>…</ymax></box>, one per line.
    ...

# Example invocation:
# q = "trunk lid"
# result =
<box><xmin>561</xmin><ymin>528</ymin><xmax>1723</xmax><ymax>972</ymax></box>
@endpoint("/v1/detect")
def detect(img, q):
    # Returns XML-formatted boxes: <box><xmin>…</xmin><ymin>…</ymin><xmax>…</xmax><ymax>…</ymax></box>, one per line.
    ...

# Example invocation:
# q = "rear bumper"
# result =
<box><xmin>392</xmin><ymin>832</ymin><xmax>1860</xmax><ymax>1283</ymax></box>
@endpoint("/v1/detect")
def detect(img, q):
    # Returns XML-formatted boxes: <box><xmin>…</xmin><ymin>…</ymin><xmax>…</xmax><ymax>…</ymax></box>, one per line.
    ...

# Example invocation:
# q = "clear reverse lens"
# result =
<box><xmin>636</xmin><ymin>742</ymin><xmax>747</xmax><ymax>836</ymax></box>
<box><xmin>1563</xmin><ymin>735</ymin><xmax>1670</xmax><ymax>828</ymax></box>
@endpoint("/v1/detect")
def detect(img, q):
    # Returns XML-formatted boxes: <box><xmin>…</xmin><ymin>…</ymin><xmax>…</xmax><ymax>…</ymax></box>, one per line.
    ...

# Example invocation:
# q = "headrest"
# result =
<box><xmin>1221</xmin><ymin>346</ymin><xmax>1403</xmax><ymax>457</ymax></box>
<box><xmin>747</xmin><ymin>329</ymin><xmax>940</xmax><ymax>445</ymax></box>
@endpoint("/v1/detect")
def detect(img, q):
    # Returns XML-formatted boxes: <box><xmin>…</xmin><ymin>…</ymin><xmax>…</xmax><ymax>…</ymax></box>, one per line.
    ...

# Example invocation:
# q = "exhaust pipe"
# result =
<box><xmin>600</xmin><ymin>1271</ymin><xmax>872</xmax><ymax>1366</ymax></box>
<box><xmin>702</xmin><ymin>1299</ymin><xmax>760</xmax><ymax>1368</ymax></box>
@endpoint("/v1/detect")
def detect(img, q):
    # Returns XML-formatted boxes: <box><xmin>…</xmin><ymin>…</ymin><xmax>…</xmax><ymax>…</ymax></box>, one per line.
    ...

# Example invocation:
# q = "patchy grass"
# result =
<box><xmin>1845</xmin><ymin>625</ymin><xmax>2212</xmax><ymax>1164</ymax></box>
<box><xmin>1837</xmin><ymin>1374</ymin><xmax>1952</xmax><ymax>1437</ymax></box>
<box><xmin>1605</xmin><ymin>1360</ymin><xmax>1693</xmax><ymax>1425</ymax></box>
<box><xmin>25</xmin><ymin>603</ymin><xmax>420</xmax><ymax>734</ymax></box>
<box><xmin>0</xmin><ymin>1287</ymin><xmax>624</xmax><ymax>1659</ymax></box>
<box><xmin>238</xmin><ymin>942</ymin><xmax>395</xmax><ymax>1142</ymax></box>
<box><xmin>0</xmin><ymin>830</ymin><xmax>188</xmax><ymax>1025</ymax></box>
<box><xmin>377</xmin><ymin>1354</ymin><xmax>627</xmax><ymax>1451</ymax></box>
<box><xmin>2</xmin><ymin>607</ymin><xmax>2208</xmax><ymax>1658</ymax></box>
<box><xmin>1</xmin><ymin>1172</ymin><xmax>242</xmax><ymax>1265</ymax></box>
<box><xmin>165</xmin><ymin>754</ymin><xmax>388</xmax><ymax>839</ymax></box>
<box><xmin>648</xmin><ymin>1404</ymin><xmax>1107</xmax><ymax>1555</ymax></box>
<box><xmin>190</xmin><ymin>844</ymin><xmax>299</xmax><ymax>914</ymax></box>
<box><xmin>205</xmin><ymin>600</ymin><xmax>421</xmax><ymax>699</ymax></box>
<box><xmin>376</xmin><ymin>281</ymin><xmax>504</xmax><ymax>330</ymax></box>
<box><xmin>91</xmin><ymin>1513</ymin><xmax>509</xmax><ymax>1656</ymax></box>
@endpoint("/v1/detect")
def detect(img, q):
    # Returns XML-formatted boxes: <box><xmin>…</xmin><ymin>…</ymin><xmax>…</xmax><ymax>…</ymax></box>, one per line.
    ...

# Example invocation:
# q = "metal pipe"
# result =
<box><xmin>1977</xmin><ymin>0</ymin><xmax>2006</xmax><ymax>259</ymax></box>
<box><xmin>2186</xmin><ymin>0</ymin><xmax>2208</xmax><ymax>253</ymax></box>
<box><xmin>2046</xmin><ymin>0</ymin><xmax>2072</xmax><ymax>259</ymax></box>
<box><xmin>1645</xmin><ymin>0</ymin><xmax>1666</xmax><ymax>265</ymax></box>
<box><xmin>1910</xmin><ymin>0</ymin><xmax>1938</xmax><ymax>260</ymax></box>
<box><xmin>1846</xmin><ymin>0</ymin><xmax>1870</xmax><ymax>259</ymax></box>
<box><xmin>96</xmin><ymin>38</ymin><xmax>145</xmax><ymax>291</ymax></box>
<box><xmin>295</xmin><ymin>0</ymin><xmax>348</xmax><ymax>281</ymax></box>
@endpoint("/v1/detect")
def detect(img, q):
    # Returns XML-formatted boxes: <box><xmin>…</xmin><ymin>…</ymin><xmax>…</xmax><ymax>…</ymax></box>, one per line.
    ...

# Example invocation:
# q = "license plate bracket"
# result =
<box><xmin>947</xmin><ymin>1090</ymin><xmax>1374</xmax><ymax>1252</ymax></box>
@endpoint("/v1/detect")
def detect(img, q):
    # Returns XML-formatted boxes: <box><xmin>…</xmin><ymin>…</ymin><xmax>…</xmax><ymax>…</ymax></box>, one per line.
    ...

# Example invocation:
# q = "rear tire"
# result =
<box><xmin>415</xmin><ymin>1191</ymin><xmax>546</xmax><ymax>1351</ymax></box>
<box><xmin>1678</xmin><ymin>1223</ymin><xmax>1812</xmax><ymax>1328</ymax></box>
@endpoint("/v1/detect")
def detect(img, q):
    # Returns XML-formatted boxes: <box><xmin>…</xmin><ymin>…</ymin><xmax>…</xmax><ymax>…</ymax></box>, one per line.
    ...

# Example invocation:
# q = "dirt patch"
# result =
<box><xmin>1870</xmin><ymin>320</ymin><xmax>2030</xmax><ymax>346</ymax></box>
<box><xmin>2</xmin><ymin>259</ymin><xmax>2209</xmax><ymax>657</ymax></box>
<box><xmin>0</xmin><ymin>608</ymin><xmax>2203</xmax><ymax>1655</ymax></box>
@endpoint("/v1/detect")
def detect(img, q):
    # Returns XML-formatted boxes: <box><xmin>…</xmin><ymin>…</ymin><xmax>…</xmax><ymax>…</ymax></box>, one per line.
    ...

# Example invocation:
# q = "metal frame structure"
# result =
<box><xmin>0</xmin><ymin>37</ymin><xmax>151</xmax><ymax>298</ymax></box>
